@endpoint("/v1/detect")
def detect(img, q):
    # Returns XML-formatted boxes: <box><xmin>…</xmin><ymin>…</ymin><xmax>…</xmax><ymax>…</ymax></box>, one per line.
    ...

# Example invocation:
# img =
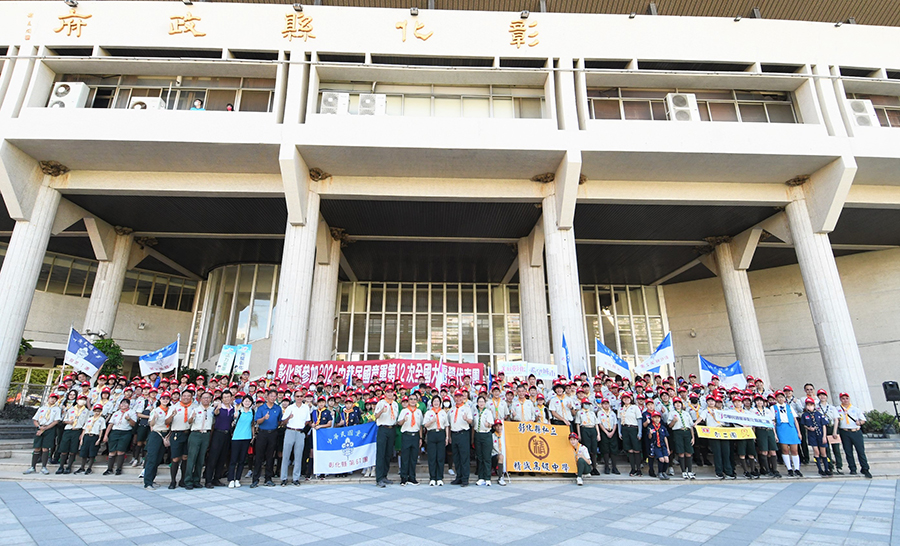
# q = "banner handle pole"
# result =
<box><xmin>175</xmin><ymin>334</ymin><xmax>181</xmax><ymax>381</ymax></box>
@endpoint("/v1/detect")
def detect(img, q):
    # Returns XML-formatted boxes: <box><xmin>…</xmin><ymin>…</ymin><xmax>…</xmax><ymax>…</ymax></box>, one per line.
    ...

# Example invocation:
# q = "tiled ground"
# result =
<box><xmin>0</xmin><ymin>478</ymin><xmax>896</xmax><ymax>545</ymax></box>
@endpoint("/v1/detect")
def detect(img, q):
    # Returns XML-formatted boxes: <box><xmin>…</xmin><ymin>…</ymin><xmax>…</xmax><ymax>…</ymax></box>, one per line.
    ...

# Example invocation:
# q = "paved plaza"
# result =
<box><xmin>0</xmin><ymin>478</ymin><xmax>896</xmax><ymax>546</ymax></box>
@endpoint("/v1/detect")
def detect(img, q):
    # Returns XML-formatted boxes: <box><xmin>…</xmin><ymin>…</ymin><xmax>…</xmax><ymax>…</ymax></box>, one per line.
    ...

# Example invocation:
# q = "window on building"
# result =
<box><xmin>317</xmin><ymin>82</ymin><xmax>545</xmax><ymax>119</ymax></box>
<box><xmin>588</xmin><ymin>88</ymin><xmax>797</xmax><ymax>123</ymax></box>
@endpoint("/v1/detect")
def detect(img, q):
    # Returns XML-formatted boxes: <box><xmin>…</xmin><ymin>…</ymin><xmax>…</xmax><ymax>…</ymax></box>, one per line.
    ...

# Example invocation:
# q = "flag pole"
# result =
<box><xmin>175</xmin><ymin>333</ymin><xmax>181</xmax><ymax>382</ymax></box>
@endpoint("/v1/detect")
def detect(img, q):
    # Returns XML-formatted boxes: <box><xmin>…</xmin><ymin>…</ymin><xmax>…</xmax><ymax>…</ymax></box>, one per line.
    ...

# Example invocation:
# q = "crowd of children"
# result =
<box><xmin>22</xmin><ymin>367</ymin><xmax>873</xmax><ymax>488</ymax></box>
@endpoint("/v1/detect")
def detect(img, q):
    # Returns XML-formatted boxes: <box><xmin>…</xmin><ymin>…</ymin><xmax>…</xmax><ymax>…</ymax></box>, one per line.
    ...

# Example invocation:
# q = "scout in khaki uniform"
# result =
<box><xmin>597</xmin><ymin>399</ymin><xmax>620</xmax><ymax>475</ymax></box>
<box><xmin>449</xmin><ymin>390</ymin><xmax>473</xmax><ymax>486</ymax></box>
<box><xmin>373</xmin><ymin>388</ymin><xmax>399</xmax><ymax>487</ymax></box>
<box><xmin>57</xmin><ymin>393</ymin><xmax>90</xmax><ymax>474</ymax></box>
<box><xmin>185</xmin><ymin>391</ymin><xmax>215</xmax><ymax>489</ymax></box>
<box><xmin>472</xmin><ymin>395</ymin><xmax>495</xmax><ymax>486</ymax></box>
<box><xmin>24</xmin><ymin>393</ymin><xmax>62</xmax><ymax>475</ymax></box>
<box><xmin>575</xmin><ymin>398</ymin><xmax>600</xmax><ymax>475</ymax></box>
<box><xmin>103</xmin><ymin>398</ymin><xmax>137</xmax><ymax>475</ymax></box>
<box><xmin>74</xmin><ymin>404</ymin><xmax>106</xmax><ymax>475</ymax></box>
<box><xmin>569</xmin><ymin>432</ymin><xmax>592</xmax><ymax>486</ymax></box>
<box><xmin>143</xmin><ymin>392</ymin><xmax>172</xmax><ymax>489</ymax></box>
<box><xmin>837</xmin><ymin>393</ymin><xmax>871</xmax><ymax>478</ymax></box>
<box><xmin>667</xmin><ymin>397</ymin><xmax>696</xmax><ymax>480</ymax></box>
<box><xmin>617</xmin><ymin>392</ymin><xmax>643</xmax><ymax>476</ymax></box>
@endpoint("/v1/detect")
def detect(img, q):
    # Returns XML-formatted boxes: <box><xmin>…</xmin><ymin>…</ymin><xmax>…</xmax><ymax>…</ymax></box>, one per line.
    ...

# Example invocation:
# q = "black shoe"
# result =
<box><xmin>178</xmin><ymin>480</ymin><xmax>185</xmax><ymax>488</ymax></box>
<box><xmin>849</xmin><ymin>470</ymin><xmax>857</xmax><ymax>475</ymax></box>
<box><xmin>635</xmin><ymin>471</ymin><xmax>642</xmax><ymax>477</ymax></box>
<box><xmin>376</xmin><ymin>480</ymin><xmax>386</xmax><ymax>488</ymax></box>
<box><xmin>590</xmin><ymin>469</ymin><xmax>600</xmax><ymax>476</ymax></box>
<box><xmin>293</xmin><ymin>480</ymin><xmax>301</xmax><ymax>486</ymax></box>
<box><xmin>84</xmin><ymin>469</ymin><xmax>92</xmax><ymax>475</ymax></box>
<box><xmin>250</xmin><ymin>481</ymin><xmax>259</xmax><ymax>488</ymax></box>
<box><xmin>788</xmin><ymin>469</ymin><xmax>794</xmax><ymax>477</ymax></box>
<box><xmin>451</xmin><ymin>479</ymin><xmax>462</xmax><ymax>485</ymax></box>
<box><xmin>73</xmin><ymin>468</ymin><xmax>84</xmax><ymax>475</ymax></box>
<box><xmin>834</xmin><ymin>469</ymin><xmax>843</xmax><ymax>475</ymax></box>
<box><xmin>863</xmin><ymin>470</ymin><xmax>872</xmax><ymax>479</ymax></box>
<box><xmin>55</xmin><ymin>467</ymin><xmax>65</xmax><ymax>475</ymax></box>
<box><xmin>50</xmin><ymin>459</ymin><xmax>60</xmax><ymax>465</ymax></box>
<box><xmin>409</xmin><ymin>479</ymin><xmax>419</xmax><ymax>485</ymax></box>
<box><xmin>603</xmin><ymin>466</ymin><xmax>610</xmax><ymax>475</ymax></box>
<box><xmin>168</xmin><ymin>482</ymin><xmax>177</xmax><ymax>490</ymax></box>
<box><xmin>211</xmin><ymin>480</ymin><xmax>224</xmax><ymax>487</ymax></box>
<box><xmin>794</xmin><ymin>470</ymin><xmax>803</xmax><ymax>477</ymax></box>
<box><xmin>611</xmin><ymin>467</ymin><xmax>620</xmax><ymax>475</ymax></box>
<box><xmin>744</xmin><ymin>472</ymin><xmax>752</xmax><ymax>479</ymax></box>
<box><xmin>383</xmin><ymin>478</ymin><xmax>394</xmax><ymax>485</ymax></box>
<box><xmin>461</xmin><ymin>482</ymin><xmax>468</xmax><ymax>487</ymax></box>
<box><xmin>400</xmin><ymin>479</ymin><xmax>407</xmax><ymax>486</ymax></box>
<box><xmin>265</xmin><ymin>480</ymin><xmax>275</xmax><ymax>487</ymax></box>
<box><xmin>185</xmin><ymin>484</ymin><xmax>194</xmax><ymax>490</ymax></box>
<box><xmin>282</xmin><ymin>481</ymin><xmax>289</xmax><ymax>486</ymax></box>
<box><xmin>729</xmin><ymin>474</ymin><xmax>737</xmax><ymax>480</ymax></box>
<box><xmin>63</xmin><ymin>468</ymin><xmax>72</xmax><ymax>475</ymax></box>
<box><xmin>648</xmin><ymin>470</ymin><xmax>656</xmax><ymax>477</ymax></box>
<box><xmin>205</xmin><ymin>483</ymin><xmax>214</xmax><ymax>489</ymax></box>
<box><xmin>115</xmin><ymin>469</ymin><xmax>122</xmax><ymax>476</ymax></box>
<box><xmin>628</xmin><ymin>470</ymin><xmax>636</xmax><ymax>477</ymax></box>
<box><xmin>717</xmin><ymin>474</ymin><xmax>725</xmax><ymax>480</ymax></box>
<box><xmin>103</xmin><ymin>470</ymin><xmax>113</xmax><ymax>476</ymax></box>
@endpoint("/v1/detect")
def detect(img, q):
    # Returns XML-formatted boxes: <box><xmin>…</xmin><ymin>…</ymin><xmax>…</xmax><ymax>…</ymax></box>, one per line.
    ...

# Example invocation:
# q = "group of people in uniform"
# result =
<box><xmin>23</xmin><ymin>366</ymin><xmax>873</xmax><ymax>489</ymax></box>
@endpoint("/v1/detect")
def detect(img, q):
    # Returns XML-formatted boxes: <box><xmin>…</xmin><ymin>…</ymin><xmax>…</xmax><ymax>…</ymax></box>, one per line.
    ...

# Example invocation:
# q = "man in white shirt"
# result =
<box><xmin>449</xmin><ymin>390</ymin><xmax>474</xmax><ymax>486</ymax></box>
<box><xmin>397</xmin><ymin>396</ymin><xmax>424</xmax><ymax>486</ymax></box>
<box><xmin>185</xmin><ymin>391</ymin><xmax>215</xmax><ymax>490</ymax></box>
<box><xmin>373</xmin><ymin>388</ymin><xmax>399</xmax><ymax>487</ymax></box>
<box><xmin>489</xmin><ymin>386</ymin><xmax>509</xmax><ymax>421</ymax></box>
<box><xmin>509</xmin><ymin>385</ymin><xmax>535</xmax><ymax>422</ymax></box>
<box><xmin>280</xmin><ymin>390</ymin><xmax>312</xmax><ymax>486</ymax></box>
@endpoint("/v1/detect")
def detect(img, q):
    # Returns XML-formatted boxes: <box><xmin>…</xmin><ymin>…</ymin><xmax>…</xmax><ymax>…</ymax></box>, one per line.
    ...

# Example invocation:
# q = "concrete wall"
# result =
<box><xmin>665</xmin><ymin>248</ymin><xmax>900</xmax><ymax>412</ymax></box>
<box><xmin>23</xmin><ymin>291</ymin><xmax>193</xmax><ymax>359</ymax></box>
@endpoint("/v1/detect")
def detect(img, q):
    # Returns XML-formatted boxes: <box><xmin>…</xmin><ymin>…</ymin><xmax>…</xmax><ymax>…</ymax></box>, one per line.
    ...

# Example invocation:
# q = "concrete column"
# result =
<box><xmin>305</xmin><ymin>222</ymin><xmax>341</xmax><ymax>361</ymax></box>
<box><xmin>711</xmin><ymin>242</ymin><xmax>770</xmax><ymax>385</ymax></box>
<box><xmin>0</xmin><ymin>183</ymin><xmax>60</xmax><ymax>409</ymax></box>
<box><xmin>541</xmin><ymin>195</ymin><xmax>588</xmax><ymax>376</ymax></box>
<box><xmin>785</xmin><ymin>188</ymin><xmax>873</xmax><ymax>409</ymax></box>
<box><xmin>517</xmin><ymin>225</ymin><xmax>551</xmax><ymax>365</ymax></box>
<box><xmin>82</xmin><ymin>230</ymin><xmax>134</xmax><ymax>338</ymax></box>
<box><xmin>268</xmin><ymin>191</ymin><xmax>320</xmax><ymax>370</ymax></box>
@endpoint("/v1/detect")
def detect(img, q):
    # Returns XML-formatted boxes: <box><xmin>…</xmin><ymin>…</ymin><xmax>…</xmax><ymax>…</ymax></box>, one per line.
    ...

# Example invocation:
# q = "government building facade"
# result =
<box><xmin>1</xmin><ymin>0</ymin><xmax>899</xmax><ymax>410</ymax></box>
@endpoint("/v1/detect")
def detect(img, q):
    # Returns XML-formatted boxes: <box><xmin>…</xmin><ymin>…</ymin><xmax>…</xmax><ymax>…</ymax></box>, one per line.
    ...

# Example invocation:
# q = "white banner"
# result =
<box><xmin>498</xmin><ymin>362</ymin><xmax>557</xmax><ymax>381</ymax></box>
<box><xmin>214</xmin><ymin>345</ymin><xmax>237</xmax><ymax>376</ymax></box>
<box><xmin>717</xmin><ymin>409</ymin><xmax>774</xmax><ymax>428</ymax></box>
<box><xmin>233</xmin><ymin>344</ymin><xmax>252</xmax><ymax>374</ymax></box>
<box><xmin>313</xmin><ymin>423</ymin><xmax>377</xmax><ymax>474</ymax></box>
<box><xmin>139</xmin><ymin>339</ymin><xmax>179</xmax><ymax>376</ymax></box>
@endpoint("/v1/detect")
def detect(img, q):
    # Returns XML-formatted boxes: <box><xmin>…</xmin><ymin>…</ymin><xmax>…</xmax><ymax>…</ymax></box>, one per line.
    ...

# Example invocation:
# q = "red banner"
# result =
<box><xmin>274</xmin><ymin>358</ymin><xmax>484</xmax><ymax>388</ymax></box>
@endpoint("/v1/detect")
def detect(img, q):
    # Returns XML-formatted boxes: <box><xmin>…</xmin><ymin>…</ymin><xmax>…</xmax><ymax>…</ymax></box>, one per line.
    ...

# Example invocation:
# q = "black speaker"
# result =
<box><xmin>883</xmin><ymin>381</ymin><xmax>900</xmax><ymax>402</ymax></box>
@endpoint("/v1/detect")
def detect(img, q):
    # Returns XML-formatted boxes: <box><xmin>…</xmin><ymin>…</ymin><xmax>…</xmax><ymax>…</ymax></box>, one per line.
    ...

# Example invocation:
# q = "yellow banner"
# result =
<box><xmin>697</xmin><ymin>426</ymin><xmax>756</xmax><ymax>440</ymax></box>
<box><xmin>503</xmin><ymin>421</ymin><xmax>574</xmax><ymax>473</ymax></box>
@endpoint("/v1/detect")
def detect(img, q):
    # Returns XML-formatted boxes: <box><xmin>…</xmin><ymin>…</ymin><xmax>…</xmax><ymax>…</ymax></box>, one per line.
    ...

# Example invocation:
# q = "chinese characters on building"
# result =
<box><xmin>169</xmin><ymin>12</ymin><xmax>205</xmax><ymax>37</ymax></box>
<box><xmin>395</xmin><ymin>19</ymin><xmax>433</xmax><ymax>42</ymax></box>
<box><xmin>282</xmin><ymin>13</ymin><xmax>316</xmax><ymax>41</ymax></box>
<box><xmin>54</xmin><ymin>8</ymin><xmax>91</xmax><ymax>38</ymax></box>
<box><xmin>509</xmin><ymin>20</ymin><xmax>539</xmax><ymax>48</ymax></box>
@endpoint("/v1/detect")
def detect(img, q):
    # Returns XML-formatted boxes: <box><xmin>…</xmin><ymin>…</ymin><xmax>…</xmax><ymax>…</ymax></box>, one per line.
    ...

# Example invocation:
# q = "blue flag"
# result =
<box><xmin>63</xmin><ymin>329</ymin><xmax>108</xmax><ymax>377</ymax></box>
<box><xmin>595</xmin><ymin>339</ymin><xmax>630</xmax><ymax>378</ymax></box>
<box><xmin>562</xmin><ymin>333</ymin><xmax>572</xmax><ymax>380</ymax></box>
<box><xmin>139</xmin><ymin>340</ymin><xmax>179</xmax><ymax>376</ymax></box>
<box><xmin>636</xmin><ymin>333</ymin><xmax>675</xmax><ymax>374</ymax></box>
<box><xmin>313</xmin><ymin>422</ymin><xmax>377</xmax><ymax>474</ymax></box>
<box><xmin>698</xmin><ymin>354</ymin><xmax>745</xmax><ymax>389</ymax></box>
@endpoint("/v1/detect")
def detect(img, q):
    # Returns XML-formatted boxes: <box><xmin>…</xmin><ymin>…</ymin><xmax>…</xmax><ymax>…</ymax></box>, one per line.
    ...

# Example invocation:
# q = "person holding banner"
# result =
<box><xmin>752</xmin><ymin>394</ymin><xmax>781</xmax><ymax>478</ymax></box>
<box><xmin>397</xmin><ymin>396</ymin><xmax>424</xmax><ymax>486</ymax></box>
<box><xmin>423</xmin><ymin>395</ymin><xmax>450</xmax><ymax>486</ymax></box>
<box><xmin>373</xmin><ymin>388</ymin><xmax>399</xmax><ymax>487</ymax></box>
<box><xmin>773</xmin><ymin>390</ymin><xmax>803</xmax><ymax>477</ymax></box>
<box><xmin>473</xmin><ymin>395</ymin><xmax>495</xmax><ymax>486</ymax></box>
<box><xmin>704</xmin><ymin>396</ymin><xmax>736</xmax><ymax>479</ymax></box>
<box><xmin>569</xmin><ymin>433</ymin><xmax>592</xmax><ymax>486</ymax></box>
<box><xmin>449</xmin><ymin>390</ymin><xmax>473</xmax><ymax>487</ymax></box>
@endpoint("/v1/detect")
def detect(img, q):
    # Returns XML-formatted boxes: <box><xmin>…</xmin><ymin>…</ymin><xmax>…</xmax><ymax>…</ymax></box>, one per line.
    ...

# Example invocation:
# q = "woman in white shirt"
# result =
<box><xmin>423</xmin><ymin>396</ymin><xmax>449</xmax><ymax>486</ymax></box>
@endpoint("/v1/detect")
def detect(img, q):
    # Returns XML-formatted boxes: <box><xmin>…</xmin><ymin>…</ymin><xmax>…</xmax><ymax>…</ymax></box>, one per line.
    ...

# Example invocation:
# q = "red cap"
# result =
<box><xmin>92</xmin><ymin>404</ymin><xmax>103</xmax><ymax>411</ymax></box>
<box><xmin>774</xmin><ymin>390</ymin><xmax>784</xmax><ymax>397</ymax></box>
<box><xmin>672</xmin><ymin>396</ymin><xmax>682</xmax><ymax>403</ymax></box>
<box><xmin>805</xmin><ymin>397</ymin><xmax>816</xmax><ymax>405</ymax></box>
<box><xmin>816</xmin><ymin>389</ymin><xmax>827</xmax><ymax>396</ymax></box>
<box><xmin>454</xmin><ymin>390</ymin><xmax>466</xmax><ymax>397</ymax></box>
<box><xmin>493</xmin><ymin>419</ymin><xmax>502</xmax><ymax>426</ymax></box>
<box><xmin>783</xmin><ymin>385</ymin><xmax>793</xmax><ymax>392</ymax></box>
<box><xmin>650</xmin><ymin>411</ymin><xmax>661</xmax><ymax>417</ymax></box>
<box><xmin>536</xmin><ymin>393</ymin><xmax>545</xmax><ymax>400</ymax></box>
<box><xmin>568</xmin><ymin>432</ymin><xmax>579</xmax><ymax>440</ymax></box>
<box><xmin>839</xmin><ymin>392</ymin><xmax>850</xmax><ymax>399</ymax></box>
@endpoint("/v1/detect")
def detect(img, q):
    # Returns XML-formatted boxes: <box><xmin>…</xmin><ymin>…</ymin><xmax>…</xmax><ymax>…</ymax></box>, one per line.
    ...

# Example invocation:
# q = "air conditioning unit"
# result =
<box><xmin>320</xmin><ymin>92</ymin><xmax>350</xmax><ymax>115</ymax></box>
<box><xmin>358</xmin><ymin>93</ymin><xmax>387</xmax><ymax>116</ymax></box>
<box><xmin>846</xmin><ymin>99</ymin><xmax>881</xmax><ymax>128</ymax></box>
<box><xmin>665</xmin><ymin>93</ymin><xmax>701</xmax><ymax>122</ymax></box>
<box><xmin>48</xmin><ymin>82</ymin><xmax>89</xmax><ymax>108</ymax></box>
<box><xmin>129</xmin><ymin>97</ymin><xmax>167</xmax><ymax>110</ymax></box>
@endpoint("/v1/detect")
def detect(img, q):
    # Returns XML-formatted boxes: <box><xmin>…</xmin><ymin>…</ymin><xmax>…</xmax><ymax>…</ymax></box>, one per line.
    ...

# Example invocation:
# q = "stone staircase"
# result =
<box><xmin>0</xmin><ymin>437</ymin><xmax>897</xmax><ymax>485</ymax></box>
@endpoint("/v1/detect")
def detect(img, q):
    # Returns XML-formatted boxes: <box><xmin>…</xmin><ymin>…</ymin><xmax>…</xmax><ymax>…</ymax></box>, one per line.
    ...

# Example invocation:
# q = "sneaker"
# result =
<box><xmin>84</xmin><ymin>469</ymin><xmax>92</xmax><ymax>475</ymax></box>
<box><xmin>429</xmin><ymin>480</ymin><xmax>436</xmax><ymax>486</ymax></box>
<box><xmin>103</xmin><ymin>470</ymin><xmax>113</xmax><ymax>476</ymax></box>
<box><xmin>682</xmin><ymin>472</ymin><xmax>688</xmax><ymax>480</ymax></box>
<box><xmin>448</xmin><ymin>468</ymin><xmax>456</xmax><ymax>476</ymax></box>
<box><xmin>590</xmin><ymin>469</ymin><xmax>600</xmax><ymax>476</ymax></box>
<box><xmin>668</xmin><ymin>467</ymin><xmax>675</xmax><ymax>476</ymax></box>
<box><xmin>788</xmin><ymin>469</ymin><xmax>794</xmax><ymax>477</ymax></box>
<box><xmin>476</xmin><ymin>479</ymin><xmax>485</xmax><ymax>486</ymax></box>
<box><xmin>235</xmin><ymin>480</ymin><xmax>241</xmax><ymax>487</ymax></box>
<box><xmin>115</xmin><ymin>469</ymin><xmax>122</xmax><ymax>476</ymax></box>
<box><xmin>246</xmin><ymin>470</ymin><xmax>253</xmax><ymax>478</ymax></box>
<box><xmin>23</xmin><ymin>467</ymin><xmax>35</xmax><ymax>475</ymax></box>
<box><xmin>576</xmin><ymin>477</ymin><xmax>584</xmax><ymax>486</ymax></box>
<box><xmin>485</xmin><ymin>481</ymin><xmax>491</xmax><ymax>486</ymax></box>
<box><xmin>728</xmin><ymin>474</ymin><xmax>737</xmax><ymax>480</ymax></box>
<box><xmin>717</xmin><ymin>474</ymin><xmax>725</xmax><ymax>480</ymax></box>
<box><xmin>138</xmin><ymin>469</ymin><xmax>145</xmax><ymax>479</ymax></box>
<box><xmin>282</xmin><ymin>480</ymin><xmax>289</xmax><ymax>487</ymax></box>
<box><xmin>498</xmin><ymin>477</ymin><xmax>506</xmax><ymax>486</ymax></box>
<box><xmin>250</xmin><ymin>481</ymin><xmax>259</xmax><ymax>488</ymax></box>
<box><xmin>131</xmin><ymin>459</ymin><xmax>139</xmax><ymax>467</ymax></box>
<box><xmin>40</xmin><ymin>467</ymin><xmax>50</xmax><ymax>475</ymax></box>
<box><xmin>834</xmin><ymin>468</ymin><xmax>843</xmax><ymax>475</ymax></box>
<box><xmin>437</xmin><ymin>480</ymin><xmax>444</xmax><ymax>486</ymax></box>
<box><xmin>228</xmin><ymin>481</ymin><xmax>235</xmax><ymax>488</ymax></box>
<box><xmin>377</xmin><ymin>480</ymin><xmax>386</xmax><ymax>488</ymax></box>
<box><xmin>611</xmin><ymin>467</ymin><xmax>620</xmax><ymax>475</ymax></box>
<box><xmin>55</xmin><ymin>467</ymin><xmax>65</xmax><ymax>475</ymax></box>
<box><xmin>688</xmin><ymin>472</ymin><xmax>696</xmax><ymax>480</ymax></box>
<box><xmin>74</xmin><ymin>468</ymin><xmax>84</xmax><ymax>475</ymax></box>
<box><xmin>400</xmin><ymin>480</ymin><xmax>407</xmax><ymax>486</ymax></box>
<box><xmin>265</xmin><ymin>480</ymin><xmax>276</xmax><ymax>487</ymax></box>
<box><xmin>849</xmin><ymin>470</ymin><xmax>858</xmax><ymax>475</ymax></box>
<box><xmin>408</xmin><ymin>479</ymin><xmax>419</xmax><ymax>485</ymax></box>
<box><xmin>294</xmin><ymin>480</ymin><xmax>301</xmax><ymax>486</ymax></box>
<box><xmin>144</xmin><ymin>483</ymin><xmax>158</xmax><ymax>490</ymax></box>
